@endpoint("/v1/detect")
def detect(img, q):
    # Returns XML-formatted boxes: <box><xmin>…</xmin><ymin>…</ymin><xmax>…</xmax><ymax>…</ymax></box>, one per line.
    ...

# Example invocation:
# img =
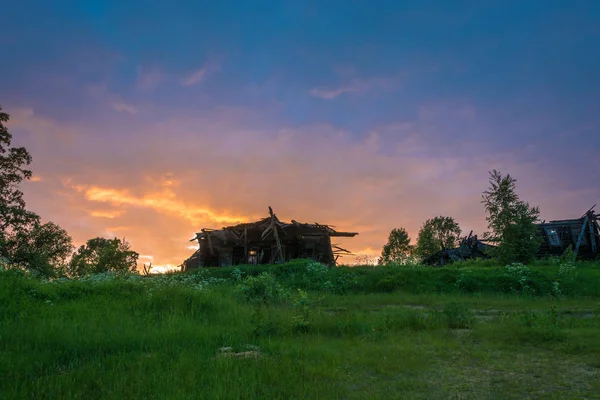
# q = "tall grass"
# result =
<box><xmin>1</xmin><ymin>260</ymin><xmax>599</xmax><ymax>399</ymax></box>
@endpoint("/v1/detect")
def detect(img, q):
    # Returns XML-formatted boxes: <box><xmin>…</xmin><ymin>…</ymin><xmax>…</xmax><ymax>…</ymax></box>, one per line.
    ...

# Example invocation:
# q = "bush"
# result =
<box><xmin>235</xmin><ymin>272</ymin><xmax>291</xmax><ymax>305</ymax></box>
<box><xmin>504</xmin><ymin>262</ymin><xmax>534</xmax><ymax>295</ymax></box>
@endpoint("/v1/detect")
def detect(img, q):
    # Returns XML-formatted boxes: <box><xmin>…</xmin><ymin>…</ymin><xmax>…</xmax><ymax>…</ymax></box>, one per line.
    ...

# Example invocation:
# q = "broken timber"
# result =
<box><xmin>425</xmin><ymin>205</ymin><xmax>600</xmax><ymax>267</ymax></box>
<box><xmin>536</xmin><ymin>205</ymin><xmax>600</xmax><ymax>259</ymax></box>
<box><xmin>183</xmin><ymin>207</ymin><xmax>358</xmax><ymax>269</ymax></box>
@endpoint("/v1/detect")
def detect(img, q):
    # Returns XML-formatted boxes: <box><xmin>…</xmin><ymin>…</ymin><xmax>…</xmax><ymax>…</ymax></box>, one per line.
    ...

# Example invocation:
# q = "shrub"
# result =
<box><xmin>292</xmin><ymin>289</ymin><xmax>312</xmax><ymax>333</ymax></box>
<box><xmin>504</xmin><ymin>262</ymin><xmax>534</xmax><ymax>295</ymax></box>
<box><xmin>235</xmin><ymin>272</ymin><xmax>291</xmax><ymax>305</ymax></box>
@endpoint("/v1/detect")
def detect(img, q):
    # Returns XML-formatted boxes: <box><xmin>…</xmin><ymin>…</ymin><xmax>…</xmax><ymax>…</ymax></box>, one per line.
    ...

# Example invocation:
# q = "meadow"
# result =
<box><xmin>1</xmin><ymin>259</ymin><xmax>600</xmax><ymax>399</ymax></box>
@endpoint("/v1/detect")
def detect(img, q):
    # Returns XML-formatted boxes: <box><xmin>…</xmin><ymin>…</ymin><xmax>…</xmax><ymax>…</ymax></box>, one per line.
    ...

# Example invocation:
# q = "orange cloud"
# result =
<box><xmin>89</xmin><ymin>210</ymin><xmax>123</xmax><ymax>219</ymax></box>
<box><xmin>70</xmin><ymin>182</ymin><xmax>252</xmax><ymax>226</ymax></box>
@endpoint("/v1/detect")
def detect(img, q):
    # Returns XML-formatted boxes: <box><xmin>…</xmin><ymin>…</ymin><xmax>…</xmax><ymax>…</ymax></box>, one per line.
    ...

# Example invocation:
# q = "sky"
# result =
<box><xmin>1</xmin><ymin>1</ymin><xmax>599</xmax><ymax>271</ymax></box>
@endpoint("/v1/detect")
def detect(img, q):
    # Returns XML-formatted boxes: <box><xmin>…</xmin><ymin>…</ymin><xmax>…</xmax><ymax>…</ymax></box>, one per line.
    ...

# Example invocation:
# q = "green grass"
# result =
<box><xmin>1</xmin><ymin>260</ymin><xmax>600</xmax><ymax>399</ymax></box>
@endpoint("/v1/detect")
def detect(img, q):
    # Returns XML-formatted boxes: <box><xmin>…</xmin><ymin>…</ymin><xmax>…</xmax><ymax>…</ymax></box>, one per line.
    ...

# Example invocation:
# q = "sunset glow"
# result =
<box><xmin>2</xmin><ymin>2</ymin><xmax>598</xmax><ymax>270</ymax></box>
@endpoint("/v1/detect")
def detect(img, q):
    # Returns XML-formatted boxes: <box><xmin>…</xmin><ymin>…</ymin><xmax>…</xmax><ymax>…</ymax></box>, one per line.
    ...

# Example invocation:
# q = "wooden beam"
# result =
<box><xmin>266</xmin><ymin>206</ymin><xmax>283</xmax><ymax>262</ymax></box>
<box><xmin>574</xmin><ymin>215</ymin><xmax>589</xmax><ymax>257</ymax></box>
<box><xmin>272</xmin><ymin>221</ymin><xmax>283</xmax><ymax>262</ymax></box>
<box><xmin>202</xmin><ymin>229</ymin><xmax>215</xmax><ymax>256</ymax></box>
<box><xmin>329</xmin><ymin>232</ymin><xmax>359</xmax><ymax>237</ymax></box>
<box><xmin>589</xmin><ymin>216</ymin><xmax>597</xmax><ymax>253</ymax></box>
<box><xmin>332</xmin><ymin>244</ymin><xmax>352</xmax><ymax>254</ymax></box>
<box><xmin>244</xmin><ymin>227</ymin><xmax>248</xmax><ymax>261</ymax></box>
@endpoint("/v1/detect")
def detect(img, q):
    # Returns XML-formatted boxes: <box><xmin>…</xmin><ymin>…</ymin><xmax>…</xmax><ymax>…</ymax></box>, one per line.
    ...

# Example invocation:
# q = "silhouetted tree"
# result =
<box><xmin>69</xmin><ymin>237</ymin><xmax>139</xmax><ymax>276</ymax></box>
<box><xmin>415</xmin><ymin>216</ymin><xmax>461</xmax><ymax>259</ymax></box>
<box><xmin>0</xmin><ymin>105</ymin><xmax>39</xmax><ymax>234</ymax></box>
<box><xmin>481</xmin><ymin>170</ymin><xmax>541</xmax><ymax>263</ymax></box>
<box><xmin>4</xmin><ymin>221</ymin><xmax>74</xmax><ymax>277</ymax></box>
<box><xmin>379</xmin><ymin>227</ymin><xmax>413</xmax><ymax>265</ymax></box>
<box><xmin>0</xmin><ymin>106</ymin><xmax>76</xmax><ymax>277</ymax></box>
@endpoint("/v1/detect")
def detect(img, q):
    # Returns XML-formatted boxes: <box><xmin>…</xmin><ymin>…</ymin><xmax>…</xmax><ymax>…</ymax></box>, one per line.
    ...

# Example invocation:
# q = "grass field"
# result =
<box><xmin>1</xmin><ymin>260</ymin><xmax>600</xmax><ymax>399</ymax></box>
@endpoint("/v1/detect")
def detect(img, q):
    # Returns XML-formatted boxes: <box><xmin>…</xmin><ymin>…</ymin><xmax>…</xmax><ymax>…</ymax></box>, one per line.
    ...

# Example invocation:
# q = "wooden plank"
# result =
<box><xmin>272</xmin><ymin>221</ymin><xmax>283</xmax><ymax>262</ymax></box>
<box><xmin>202</xmin><ymin>229</ymin><xmax>215</xmax><ymax>256</ymax></box>
<box><xmin>574</xmin><ymin>215</ymin><xmax>589</xmax><ymax>257</ymax></box>
<box><xmin>244</xmin><ymin>227</ymin><xmax>248</xmax><ymax>261</ymax></box>
<box><xmin>261</xmin><ymin>226</ymin><xmax>273</xmax><ymax>240</ymax></box>
<box><xmin>589</xmin><ymin>216</ymin><xmax>597</xmax><ymax>253</ymax></box>
<box><xmin>332</xmin><ymin>245</ymin><xmax>351</xmax><ymax>254</ymax></box>
<box><xmin>329</xmin><ymin>232</ymin><xmax>359</xmax><ymax>237</ymax></box>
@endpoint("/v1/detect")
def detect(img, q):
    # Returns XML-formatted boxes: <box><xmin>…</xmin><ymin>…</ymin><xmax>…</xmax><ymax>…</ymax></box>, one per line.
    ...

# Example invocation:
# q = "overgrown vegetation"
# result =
<box><xmin>482</xmin><ymin>169</ymin><xmax>542</xmax><ymax>263</ymax></box>
<box><xmin>1</xmin><ymin>105</ymin><xmax>599</xmax><ymax>398</ymax></box>
<box><xmin>379</xmin><ymin>227</ymin><xmax>413</xmax><ymax>264</ymax></box>
<box><xmin>0</xmin><ymin>106</ymin><xmax>139</xmax><ymax>278</ymax></box>
<box><xmin>2</xmin><ymin>258</ymin><xmax>599</xmax><ymax>399</ymax></box>
<box><xmin>415</xmin><ymin>215</ymin><xmax>462</xmax><ymax>259</ymax></box>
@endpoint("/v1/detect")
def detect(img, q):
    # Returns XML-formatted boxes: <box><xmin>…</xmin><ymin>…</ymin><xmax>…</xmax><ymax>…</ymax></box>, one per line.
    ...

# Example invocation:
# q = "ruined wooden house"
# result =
<box><xmin>422</xmin><ymin>231</ymin><xmax>495</xmax><ymax>266</ymax></box>
<box><xmin>424</xmin><ymin>206</ymin><xmax>600</xmax><ymax>266</ymax></box>
<box><xmin>183</xmin><ymin>207</ymin><xmax>358</xmax><ymax>269</ymax></box>
<box><xmin>535</xmin><ymin>206</ymin><xmax>600</xmax><ymax>259</ymax></box>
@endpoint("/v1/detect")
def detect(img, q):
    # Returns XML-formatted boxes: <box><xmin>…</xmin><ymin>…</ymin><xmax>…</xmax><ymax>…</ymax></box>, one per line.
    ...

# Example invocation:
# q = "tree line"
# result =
<box><xmin>1</xmin><ymin>103</ymin><xmax>543</xmax><ymax>275</ymax></box>
<box><xmin>0</xmin><ymin>106</ymin><xmax>139</xmax><ymax>277</ymax></box>
<box><xmin>379</xmin><ymin>170</ymin><xmax>541</xmax><ymax>265</ymax></box>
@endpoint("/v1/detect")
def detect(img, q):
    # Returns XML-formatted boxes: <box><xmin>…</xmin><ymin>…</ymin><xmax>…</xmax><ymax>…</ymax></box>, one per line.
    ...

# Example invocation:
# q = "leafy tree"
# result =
<box><xmin>415</xmin><ymin>216</ymin><xmax>462</xmax><ymax>259</ymax></box>
<box><xmin>0</xmin><ymin>106</ymin><xmax>75</xmax><ymax>277</ymax></box>
<box><xmin>3</xmin><ymin>221</ymin><xmax>74</xmax><ymax>277</ymax></box>
<box><xmin>481</xmin><ymin>170</ymin><xmax>541</xmax><ymax>263</ymax></box>
<box><xmin>69</xmin><ymin>237</ymin><xmax>139</xmax><ymax>276</ymax></box>
<box><xmin>379</xmin><ymin>227</ymin><xmax>413</xmax><ymax>265</ymax></box>
<box><xmin>0</xmin><ymin>106</ymin><xmax>39</xmax><ymax>233</ymax></box>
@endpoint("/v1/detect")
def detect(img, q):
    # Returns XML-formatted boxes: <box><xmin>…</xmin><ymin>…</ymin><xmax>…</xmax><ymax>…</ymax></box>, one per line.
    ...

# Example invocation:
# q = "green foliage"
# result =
<box><xmin>0</xmin><ymin>106</ymin><xmax>40</xmax><ymax>234</ymax></box>
<box><xmin>561</xmin><ymin>245</ymin><xmax>576</xmax><ymax>263</ymax></box>
<box><xmin>482</xmin><ymin>170</ymin><xmax>542</xmax><ymax>263</ymax></box>
<box><xmin>504</xmin><ymin>262</ymin><xmax>534</xmax><ymax>295</ymax></box>
<box><xmin>0</xmin><ymin>107</ymin><xmax>74</xmax><ymax>277</ymax></box>
<box><xmin>235</xmin><ymin>272</ymin><xmax>291</xmax><ymax>305</ymax></box>
<box><xmin>379</xmin><ymin>227</ymin><xmax>413</xmax><ymax>265</ymax></box>
<box><xmin>443</xmin><ymin>302</ymin><xmax>475</xmax><ymax>329</ymax></box>
<box><xmin>292</xmin><ymin>289</ymin><xmax>312</xmax><ymax>333</ymax></box>
<box><xmin>68</xmin><ymin>237</ymin><xmax>139</xmax><ymax>276</ymax></box>
<box><xmin>1</xmin><ymin>221</ymin><xmax>73</xmax><ymax>277</ymax></box>
<box><xmin>1</xmin><ymin>264</ymin><xmax>600</xmax><ymax>399</ymax></box>
<box><xmin>415</xmin><ymin>216</ymin><xmax>462</xmax><ymax>259</ymax></box>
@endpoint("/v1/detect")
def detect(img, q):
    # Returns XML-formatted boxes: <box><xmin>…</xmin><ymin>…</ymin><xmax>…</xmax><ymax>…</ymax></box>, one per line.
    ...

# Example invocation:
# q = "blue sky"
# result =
<box><xmin>1</xmin><ymin>1</ymin><xmax>599</xmax><ymax>266</ymax></box>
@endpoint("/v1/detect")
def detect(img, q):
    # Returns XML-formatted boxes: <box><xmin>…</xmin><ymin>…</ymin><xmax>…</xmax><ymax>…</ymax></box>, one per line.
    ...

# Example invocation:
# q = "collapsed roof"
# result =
<box><xmin>184</xmin><ymin>207</ymin><xmax>358</xmax><ymax>269</ymax></box>
<box><xmin>424</xmin><ymin>205</ymin><xmax>600</xmax><ymax>267</ymax></box>
<box><xmin>536</xmin><ymin>205</ymin><xmax>599</xmax><ymax>259</ymax></box>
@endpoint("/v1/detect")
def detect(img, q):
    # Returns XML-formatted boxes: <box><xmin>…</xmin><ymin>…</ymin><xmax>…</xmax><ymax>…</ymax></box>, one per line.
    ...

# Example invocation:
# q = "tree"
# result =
<box><xmin>3</xmin><ymin>221</ymin><xmax>74</xmax><ymax>277</ymax></box>
<box><xmin>0</xmin><ymin>106</ymin><xmax>39</xmax><ymax>234</ymax></box>
<box><xmin>69</xmin><ymin>237</ymin><xmax>139</xmax><ymax>276</ymax></box>
<box><xmin>0</xmin><ymin>106</ymin><xmax>75</xmax><ymax>277</ymax></box>
<box><xmin>415</xmin><ymin>216</ymin><xmax>462</xmax><ymax>259</ymax></box>
<box><xmin>481</xmin><ymin>170</ymin><xmax>541</xmax><ymax>263</ymax></box>
<box><xmin>379</xmin><ymin>227</ymin><xmax>413</xmax><ymax>265</ymax></box>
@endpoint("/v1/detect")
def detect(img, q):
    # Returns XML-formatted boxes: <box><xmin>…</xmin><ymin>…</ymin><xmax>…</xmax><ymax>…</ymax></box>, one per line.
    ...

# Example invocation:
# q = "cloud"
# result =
<box><xmin>137</xmin><ymin>67</ymin><xmax>163</xmax><ymax>91</ymax></box>
<box><xmin>309</xmin><ymin>76</ymin><xmax>400</xmax><ymax>99</ymax></box>
<box><xmin>309</xmin><ymin>80</ymin><xmax>370</xmax><ymax>99</ymax></box>
<box><xmin>11</xmin><ymin>103</ymin><xmax>597</xmax><ymax>269</ymax></box>
<box><xmin>68</xmin><ymin>182</ymin><xmax>252</xmax><ymax>226</ymax></box>
<box><xmin>112</xmin><ymin>101</ymin><xmax>138</xmax><ymax>115</ymax></box>
<box><xmin>180</xmin><ymin>59</ymin><xmax>221</xmax><ymax>86</ymax></box>
<box><xmin>181</xmin><ymin>69</ymin><xmax>207</xmax><ymax>86</ymax></box>
<box><xmin>89</xmin><ymin>210</ymin><xmax>123</xmax><ymax>219</ymax></box>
